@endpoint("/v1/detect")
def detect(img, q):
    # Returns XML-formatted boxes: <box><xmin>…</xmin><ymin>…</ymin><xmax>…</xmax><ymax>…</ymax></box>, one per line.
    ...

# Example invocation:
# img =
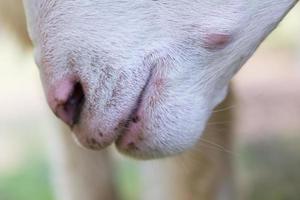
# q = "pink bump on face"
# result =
<box><xmin>203</xmin><ymin>33</ymin><xmax>232</xmax><ymax>50</ymax></box>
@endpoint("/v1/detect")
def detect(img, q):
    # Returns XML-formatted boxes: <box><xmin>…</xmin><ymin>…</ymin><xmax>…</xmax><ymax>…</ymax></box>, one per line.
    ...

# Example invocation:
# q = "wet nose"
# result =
<box><xmin>47</xmin><ymin>78</ymin><xmax>85</xmax><ymax>127</ymax></box>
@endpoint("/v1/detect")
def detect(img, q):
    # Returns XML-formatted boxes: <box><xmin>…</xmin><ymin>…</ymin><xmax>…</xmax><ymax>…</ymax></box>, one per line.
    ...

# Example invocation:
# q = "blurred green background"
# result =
<box><xmin>0</xmin><ymin>3</ymin><xmax>300</xmax><ymax>200</ymax></box>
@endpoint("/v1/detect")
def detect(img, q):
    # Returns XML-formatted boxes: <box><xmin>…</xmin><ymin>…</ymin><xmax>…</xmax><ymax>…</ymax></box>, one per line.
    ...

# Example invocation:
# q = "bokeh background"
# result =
<box><xmin>0</xmin><ymin>2</ymin><xmax>299</xmax><ymax>200</ymax></box>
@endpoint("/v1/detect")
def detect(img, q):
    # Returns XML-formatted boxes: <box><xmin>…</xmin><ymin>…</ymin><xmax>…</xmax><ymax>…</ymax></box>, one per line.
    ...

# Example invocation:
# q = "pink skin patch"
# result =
<box><xmin>47</xmin><ymin>77</ymin><xmax>78</xmax><ymax>126</ymax></box>
<box><xmin>203</xmin><ymin>33</ymin><xmax>232</xmax><ymax>50</ymax></box>
<box><xmin>117</xmin><ymin>93</ymin><xmax>150</xmax><ymax>150</ymax></box>
<box><xmin>118</xmin><ymin>117</ymin><xmax>144</xmax><ymax>150</ymax></box>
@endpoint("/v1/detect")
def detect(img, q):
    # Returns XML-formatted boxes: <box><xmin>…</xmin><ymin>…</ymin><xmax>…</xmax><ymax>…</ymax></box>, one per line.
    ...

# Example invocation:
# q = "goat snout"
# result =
<box><xmin>47</xmin><ymin>78</ymin><xmax>85</xmax><ymax>127</ymax></box>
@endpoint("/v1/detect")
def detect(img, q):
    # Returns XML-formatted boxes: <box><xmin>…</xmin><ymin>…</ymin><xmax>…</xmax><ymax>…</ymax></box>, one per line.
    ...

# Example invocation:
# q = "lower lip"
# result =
<box><xmin>116</xmin><ymin>118</ymin><xmax>143</xmax><ymax>147</ymax></box>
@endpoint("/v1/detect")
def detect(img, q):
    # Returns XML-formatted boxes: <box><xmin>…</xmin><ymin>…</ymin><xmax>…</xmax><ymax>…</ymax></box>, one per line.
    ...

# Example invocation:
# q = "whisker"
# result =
<box><xmin>213</xmin><ymin>105</ymin><xmax>237</xmax><ymax>113</ymax></box>
<box><xmin>197</xmin><ymin>138</ymin><xmax>238</xmax><ymax>157</ymax></box>
<box><xmin>206</xmin><ymin>120</ymin><xmax>234</xmax><ymax>126</ymax></box>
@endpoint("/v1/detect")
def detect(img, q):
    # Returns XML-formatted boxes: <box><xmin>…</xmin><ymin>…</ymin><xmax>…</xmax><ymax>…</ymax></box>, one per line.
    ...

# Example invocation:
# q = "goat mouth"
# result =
<box><xmin>131</xmin><ymin>68</ymin><xmax>153</xmax><ymax>121</ymax></box>
<box><xmin>70</xmin><ymin>66</ymin><xmax>154</xmax><ymax>150</ymax></box>
<box><xmin>116</xmin><ymin>69</ymin><xmax>154</xmax><ymax>141</ymax></box>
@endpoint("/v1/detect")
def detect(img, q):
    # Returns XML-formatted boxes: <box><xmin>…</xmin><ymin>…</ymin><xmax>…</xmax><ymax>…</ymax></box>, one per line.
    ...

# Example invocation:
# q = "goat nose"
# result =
<box><xmin>47</xmin><ymin>78</ymin><xmax>85</xmax><ymax>127</ymax></box>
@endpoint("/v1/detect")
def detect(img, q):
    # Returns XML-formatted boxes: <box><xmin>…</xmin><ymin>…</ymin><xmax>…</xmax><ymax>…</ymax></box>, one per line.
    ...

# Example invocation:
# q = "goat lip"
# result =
<box><xmin>115</xmin><ymin>71</ymin><xmax>154</xmax><ymax>149</ymax></box>
<box><xmin>126</xmin><ymin>68</ymin><xmax>153</xmax><ymax>126</ymax></box>
<box><xmin>115</xmin><ymin>95</ymin><xmax>144</xmax><ymax>139</ymax></box>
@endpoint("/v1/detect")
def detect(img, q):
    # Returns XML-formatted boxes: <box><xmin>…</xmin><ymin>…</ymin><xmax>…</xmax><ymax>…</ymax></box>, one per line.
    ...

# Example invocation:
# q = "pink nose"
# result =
<box><xmin>47</xmin><ymin>78</ymin><xmax>85</xmax><ymax>127</ymax></box>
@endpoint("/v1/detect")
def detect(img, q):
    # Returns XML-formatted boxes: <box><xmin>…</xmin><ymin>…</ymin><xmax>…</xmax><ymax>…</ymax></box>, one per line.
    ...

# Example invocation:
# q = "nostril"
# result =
<box><xmin>53</xmin><ymin>82</ymin><xmax>85</xmax><ymax>127</ymax></box>
<box><xmin>64</xmin><ymin>82</ymin><xmax>85</xmax><ymax>125</ymax></box>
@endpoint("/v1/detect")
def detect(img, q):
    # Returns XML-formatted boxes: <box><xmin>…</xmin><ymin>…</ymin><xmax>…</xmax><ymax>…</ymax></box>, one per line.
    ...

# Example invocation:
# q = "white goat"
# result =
<box><xmin>1</xmin><ymin>0</ymin><xmax>298</xmax><ymax>199</ymax></box>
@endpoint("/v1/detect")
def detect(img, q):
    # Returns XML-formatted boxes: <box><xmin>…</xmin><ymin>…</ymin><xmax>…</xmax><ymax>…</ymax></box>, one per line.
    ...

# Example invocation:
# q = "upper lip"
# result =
<box><xmin>118</xmin><ymin>68</ymin><xmax>154</xmax><ymax>135</ymax></box>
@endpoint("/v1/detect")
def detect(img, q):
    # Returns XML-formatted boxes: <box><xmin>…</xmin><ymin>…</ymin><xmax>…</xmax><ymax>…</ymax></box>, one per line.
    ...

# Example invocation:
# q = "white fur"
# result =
<box><xmin>23</xmin><ymin>0</ymin><xmax>298</xmax><ymax>158</ymax></box>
